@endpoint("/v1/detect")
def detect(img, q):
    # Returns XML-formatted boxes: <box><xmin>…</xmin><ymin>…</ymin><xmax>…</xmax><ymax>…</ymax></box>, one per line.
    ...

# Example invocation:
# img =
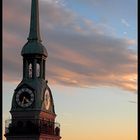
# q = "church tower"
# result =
<box><xmin>5</xmin><ymin>0</ymin><xmax>61</xmax><ymax>139</ymax></box>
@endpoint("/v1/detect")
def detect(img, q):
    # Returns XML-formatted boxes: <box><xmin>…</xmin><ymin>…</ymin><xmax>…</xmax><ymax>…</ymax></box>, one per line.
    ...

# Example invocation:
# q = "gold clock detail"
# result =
<box><xmin>44</xmin><ymin>89</ymin><xmax>51</xmax><ymax>110</ymax></box>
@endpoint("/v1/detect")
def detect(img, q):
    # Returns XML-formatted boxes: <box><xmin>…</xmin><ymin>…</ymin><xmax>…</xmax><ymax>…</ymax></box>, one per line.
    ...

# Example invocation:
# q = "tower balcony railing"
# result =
<box><xmin>5</xmin><ymin>119</ymin><xmax>60</xmax><ymax>136</ymax></box>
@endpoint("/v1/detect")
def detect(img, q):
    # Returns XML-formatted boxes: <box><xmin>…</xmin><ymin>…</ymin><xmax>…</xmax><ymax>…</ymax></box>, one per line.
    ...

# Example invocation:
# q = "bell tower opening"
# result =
<box><xmin>36</xmin><ymin>63</ymin><xmax>40</xmax><ymax>77</ymax></box>
<box><xmin>29</xmin><ymin>63</ymin><xmax>33</xmax><ymax>78</ymax></box>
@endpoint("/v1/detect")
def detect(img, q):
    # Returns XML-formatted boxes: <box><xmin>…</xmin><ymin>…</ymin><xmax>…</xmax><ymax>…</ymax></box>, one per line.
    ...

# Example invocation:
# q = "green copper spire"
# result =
<box><xmin>21</xmin><ymin>0</ymin><xmax>47</xmax><ymax>56</ymax></box>
<box><xmin>28</xmin><ymin>0</ymin><xmax>41</xmax><ymax>41</ymax></box>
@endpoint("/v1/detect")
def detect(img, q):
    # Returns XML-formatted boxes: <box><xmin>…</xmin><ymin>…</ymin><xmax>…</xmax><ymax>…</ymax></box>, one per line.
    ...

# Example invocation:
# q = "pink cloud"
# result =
<box><xmin>3</xmin><ymin>0</ymin><xmax>137</xmax><ymax>93</ymax></box>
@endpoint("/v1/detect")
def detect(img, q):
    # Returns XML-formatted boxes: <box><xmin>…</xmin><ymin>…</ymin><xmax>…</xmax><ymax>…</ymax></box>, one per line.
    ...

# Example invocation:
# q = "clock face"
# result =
<box><xmin>44</xmin><ymin>89</ymin><xmax>51</xmax><ymax>110</ymax></box>
<box><xmin>16</xmin><ymin>88</ymin><xmax>34</xmax><ymax>108</ymax></box>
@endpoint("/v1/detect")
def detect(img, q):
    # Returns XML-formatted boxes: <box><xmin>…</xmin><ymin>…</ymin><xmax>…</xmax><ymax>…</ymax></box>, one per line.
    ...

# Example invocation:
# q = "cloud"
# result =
<box><xmin>121</xmin><ymin>18</ymin><xmax>130</xmax><ymax>27</ymax></box>
<box><xmin>3</xmin><ymin>0</ymin><xmax>137</xmax><ymax>93</ymax></box>
<box><xmin>72</xmin><ymin>0</ymin><xmax>137</xmax><ymax>18</ymax></box>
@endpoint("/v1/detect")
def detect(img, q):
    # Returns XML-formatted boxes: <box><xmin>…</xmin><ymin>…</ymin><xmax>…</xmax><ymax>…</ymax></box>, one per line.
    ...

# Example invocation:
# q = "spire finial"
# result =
<box><xmin>28</xmin><ymin>0</ymin><xmax>41</xmax><ymax>41</ymax></box>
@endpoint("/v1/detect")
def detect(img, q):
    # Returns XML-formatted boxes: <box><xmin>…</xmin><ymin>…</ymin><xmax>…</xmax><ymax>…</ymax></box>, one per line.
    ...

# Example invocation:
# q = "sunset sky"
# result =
<box><xmin>3</xmin><ymin>0</ymin><xmax>137</xmax><ymax>140</ymax></box>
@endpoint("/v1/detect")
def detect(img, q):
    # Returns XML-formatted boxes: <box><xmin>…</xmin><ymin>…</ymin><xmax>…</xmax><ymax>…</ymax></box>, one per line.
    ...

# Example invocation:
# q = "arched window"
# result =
<box><xmin>36</xmin><ymin>63</ymin><xmax>40</xmax><ymax>77</ymax></box>
<box><xmin>29</xmin><ymin>63</ymin><xmax>32</xmax><ymax>78</ymax></box>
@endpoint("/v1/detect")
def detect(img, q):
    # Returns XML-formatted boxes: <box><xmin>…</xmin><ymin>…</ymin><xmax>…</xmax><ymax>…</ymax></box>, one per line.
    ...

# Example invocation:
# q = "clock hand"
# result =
<box><xmin>22</xmin><ymin>96</ymin><xmax>29</xmax><ymax>104</ymax></box>
<box><xmin>25</xmin><ymin>98</ymin><xmax>29</xmax><ymax>103</ymax></box>
<box><xmin>22</xmin><ymin>96</ymin><xmax>26</xmax><ymax>104</ymax></box>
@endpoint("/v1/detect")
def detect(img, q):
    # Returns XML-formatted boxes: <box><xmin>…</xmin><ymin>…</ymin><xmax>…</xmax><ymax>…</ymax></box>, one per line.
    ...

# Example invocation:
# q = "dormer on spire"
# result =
<box><xmin>28</xmin><ymin>0</ymin><xmax>41</xmax><ymax>41</ymax></box>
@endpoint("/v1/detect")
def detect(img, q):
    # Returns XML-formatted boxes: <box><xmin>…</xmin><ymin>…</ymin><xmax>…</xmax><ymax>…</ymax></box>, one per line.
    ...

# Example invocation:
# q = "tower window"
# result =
<box><xmin>36</xmin><ymin>63</ymin><xmax>40</xmax><ymax>77</ymax></box>
<box><xmin>29</xmin><ymin>63</ymin><xmax>32</xmax><ymax>78</ymax></box>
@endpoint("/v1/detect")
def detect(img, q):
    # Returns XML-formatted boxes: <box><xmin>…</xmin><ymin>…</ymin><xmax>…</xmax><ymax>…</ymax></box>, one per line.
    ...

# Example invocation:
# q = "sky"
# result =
<box><xmin>3</xmin><ymin>0</ymin><xmax>137</xmax><ymax>140</ymax></box>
